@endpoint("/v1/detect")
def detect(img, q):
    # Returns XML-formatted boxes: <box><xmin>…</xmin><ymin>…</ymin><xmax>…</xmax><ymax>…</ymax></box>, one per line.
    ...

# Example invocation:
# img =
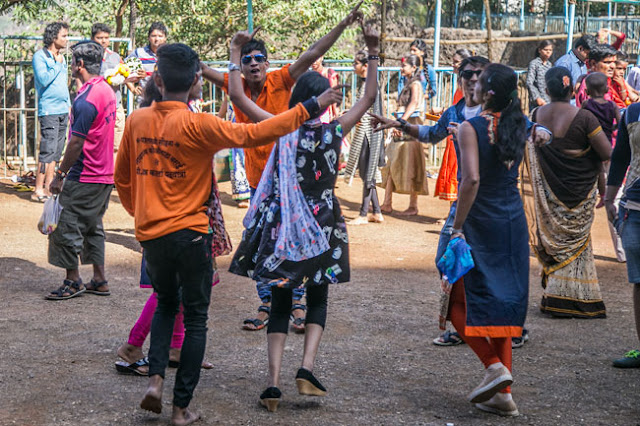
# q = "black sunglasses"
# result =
<box><xmin>241</xmin><ymin>54</ymin><xmax>267</xmax><ymax>65</ymax></box>
<box><xmin>460</xmin><ymin>69</ymin><xmax>482</xmax><ymax>80</ymax></box>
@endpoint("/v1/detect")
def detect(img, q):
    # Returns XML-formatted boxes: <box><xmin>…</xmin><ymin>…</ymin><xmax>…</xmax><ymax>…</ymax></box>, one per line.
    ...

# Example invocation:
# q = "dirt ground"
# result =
<box><xmin>0</xmin><ymin>176</ymin><xmax>639</xmax><ymax>426</ymax></box>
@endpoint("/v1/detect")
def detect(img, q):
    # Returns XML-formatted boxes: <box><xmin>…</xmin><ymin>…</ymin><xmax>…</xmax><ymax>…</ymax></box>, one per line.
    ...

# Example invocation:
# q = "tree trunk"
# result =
<box><xmin>380</xmin><ymin>0</ymin><xmax>387</xmax><ymax>66</ymax></box>
<box><xmin>129</xmin><ymin>0</ymin><xmax>137</xmax><ymax>49</ymax></box>
<box><xmin>114</xmin><ymin>0</ymin><xmax>129</xmax><ymax>53</ymax></box>
<box><xmin>483</xmin><ymin>0</ymin><xmax>493</xmax><ymax>62</ymax></box>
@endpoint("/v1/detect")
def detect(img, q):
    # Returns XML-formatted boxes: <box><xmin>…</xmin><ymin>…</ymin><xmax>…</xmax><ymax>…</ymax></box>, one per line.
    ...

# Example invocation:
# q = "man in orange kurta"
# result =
<box><xmin>201</xmin><ymin>5</ymin><xmax>364</xmax><ymax>331</ymax></box>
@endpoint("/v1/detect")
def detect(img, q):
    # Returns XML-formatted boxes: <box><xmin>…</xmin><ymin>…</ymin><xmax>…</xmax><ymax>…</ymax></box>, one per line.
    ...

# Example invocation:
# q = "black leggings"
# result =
<box><xmin>267</xmin><ymin>284</ymin><xmax>329</xmax><ymax>334</ymax></box>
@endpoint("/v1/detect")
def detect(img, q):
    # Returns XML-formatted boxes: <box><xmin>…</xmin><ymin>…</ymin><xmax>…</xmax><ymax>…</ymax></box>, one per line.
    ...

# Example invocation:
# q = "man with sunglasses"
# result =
<box><xmin>201</xmin><ymin>2</ymin><xmax>363</xmax><ymax>332</ymax></box>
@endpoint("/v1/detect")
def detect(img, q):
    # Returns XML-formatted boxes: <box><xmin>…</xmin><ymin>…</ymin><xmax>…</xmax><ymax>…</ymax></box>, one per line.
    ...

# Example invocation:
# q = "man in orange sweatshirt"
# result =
<box><xmin>114</xmin><ymin>43</ymin><xmax>341</xmax><ymax>425</ymax></box>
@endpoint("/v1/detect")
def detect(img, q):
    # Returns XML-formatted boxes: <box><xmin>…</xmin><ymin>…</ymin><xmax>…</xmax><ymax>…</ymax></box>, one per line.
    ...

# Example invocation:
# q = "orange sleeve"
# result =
<box><xmin>114</xmin><ymin>114</ymin><xmax>135</xmax><ymax>216</ymax></box>
<box><xmin>280</xmin><ymin>64</ymin><xmax>296</xmax><ymax>91</ymax></box>
<box><xmin>221</xmin><ymin>73</ymin><xmax>229</xmax><ymax>94</ymax></box>
<box><xmin>199</xmin><ymin>103</ymin><xmax>309</xmax><ymax>152</ymax></box>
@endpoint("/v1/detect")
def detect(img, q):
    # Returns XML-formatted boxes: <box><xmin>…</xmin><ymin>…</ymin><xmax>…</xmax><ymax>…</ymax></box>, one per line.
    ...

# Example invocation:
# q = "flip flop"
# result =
<box><xmin>14</xmin><ymin>184</ymin><xmax>34</xmax><ymax>192</ymax></box>
<box><xmin>433</xmin><ymin>330</ymin><xmax>465</xmax><ymax>346</ymax></box>
<box><xmin>30</xmin><ymin>194</ymin><xmax>49</xmax><ymax>203</ymax></box>
<box><xmin>115</xmin><ymin>357</ymin><xmax>149</xmax><ymax>376</ymax></box>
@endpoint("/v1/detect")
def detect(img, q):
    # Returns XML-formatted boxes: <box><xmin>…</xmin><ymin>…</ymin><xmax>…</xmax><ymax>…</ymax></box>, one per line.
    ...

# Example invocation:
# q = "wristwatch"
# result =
<box><xmin>228</xmin><ymin>63</ymin><xmax>241</xmax><ymax>72</ymax></box>
<box><xmin>397</xmin><ymin>118</ymin><xmax>409</xmax><ymax>132</ymax></box>
<box><xmin>55</xmin><ymin>168</ymin><xmax>67</xmax><ymax>180</ymax></box>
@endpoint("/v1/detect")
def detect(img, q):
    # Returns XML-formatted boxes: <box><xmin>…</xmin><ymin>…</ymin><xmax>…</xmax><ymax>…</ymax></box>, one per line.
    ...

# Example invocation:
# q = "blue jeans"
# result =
<box><xmin>257</xmin><ymin>281</ymin><xmax>305</xmax><ymax>304</ymax></box>
<box><xmin>141</xmin><ymin>229</ymin><xmax>213</xmax><ymax>409</ymax></box>
<box><xmin>618</xmin><ymin>206</ymin><xmax>640</xmax><ymax>283</ymax></box>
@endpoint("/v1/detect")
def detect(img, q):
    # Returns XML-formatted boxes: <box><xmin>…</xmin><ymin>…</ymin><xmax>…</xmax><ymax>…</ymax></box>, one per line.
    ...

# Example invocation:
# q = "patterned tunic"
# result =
<box><xmin>229</xmin><ymin>121</ymin><xmax>350</xmax><ymax>289</ymax></box>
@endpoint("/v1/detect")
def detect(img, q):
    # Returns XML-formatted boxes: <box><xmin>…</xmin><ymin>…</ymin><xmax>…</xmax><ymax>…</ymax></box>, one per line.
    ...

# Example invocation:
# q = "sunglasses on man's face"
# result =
<box><xmin>460</xmin><ymin>69</ymin><xmax>482</xmax><ymax>80</ymax></box>
<box><xmin>241</xmin><ymin>54</ymin><xmax>267</xmax><ymax>65</ymax></box>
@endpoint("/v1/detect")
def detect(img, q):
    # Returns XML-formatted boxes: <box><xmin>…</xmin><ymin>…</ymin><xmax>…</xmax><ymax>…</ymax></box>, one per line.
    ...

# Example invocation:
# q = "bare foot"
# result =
<box><xmin>380</xmin><ymin>204</ymin><xmax>393</xmax><ymax>214</ymax></box>
<box><xmin>118</xmin><ymin>343</ymin><xmax>147</xmax><ymax>374</ymax></box>
<box><xmin>140</xmin><ymin>375</ymin><xmax>163</xmax><ymax>414</ymax></box>
<box><xmin>169</xmin><ymin>348</ymin><xmax>213</xmax><ymax>369</ymax></box>
<box><xmin>172</xmin><ymin>406</ymin><xmax>201</xmax><ymax>426</ymax></box>
<box><xmin>169</xmin><ymin>347</ymin><xmax>181</xmax><ymax>364</ymax></box>
<box><xmin>397</xmin><ymin>207</ymin><xmax>418</xmax><ymax>216</ymax></box>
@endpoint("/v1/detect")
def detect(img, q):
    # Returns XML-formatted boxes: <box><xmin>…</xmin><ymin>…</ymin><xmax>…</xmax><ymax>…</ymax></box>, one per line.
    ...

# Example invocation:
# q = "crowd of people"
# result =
<box><xmin>27</xmin><ymin>4</ymin><xmax>640</xmax><ymax>423</ymax></box>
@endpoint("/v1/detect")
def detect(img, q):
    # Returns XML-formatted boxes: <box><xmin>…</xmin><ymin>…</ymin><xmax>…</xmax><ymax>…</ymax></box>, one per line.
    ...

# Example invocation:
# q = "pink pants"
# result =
<box><xmin>128</xmin><ymin>292</ymin><xmax>185</xmax><ymax>349</ymax></box>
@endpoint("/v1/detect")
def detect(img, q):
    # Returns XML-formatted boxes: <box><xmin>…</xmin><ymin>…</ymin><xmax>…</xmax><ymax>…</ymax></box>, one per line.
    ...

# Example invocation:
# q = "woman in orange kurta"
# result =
<box><xmin>434</xmin><ymin>50</ymin><xmax>470</xmax><ymax>202</ymax></box>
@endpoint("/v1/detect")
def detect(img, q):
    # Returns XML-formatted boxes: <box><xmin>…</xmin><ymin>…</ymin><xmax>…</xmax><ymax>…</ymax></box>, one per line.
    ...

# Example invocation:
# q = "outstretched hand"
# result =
<box><xmin>605</xmin><ymin>200</ymin><xmax>617</xmax><ymax>223</ymax></box>
<box><xmin>368</xmin><ymin>112</ymin><xmax>400</xmax><ymax>132</ymax></box>
<box><xmin>317</xmin><ymin>84</ymin><xmax>348</xmax><ymax>111</ymax></box>
<box><xmin>342</xmin><ymin>1</ymin><xmax>364</xmax><ymax>27</ymax></box>
<box><xmin>362</xmin><ymin>23</ymin><xmax>380</xmax><ymax>53</ymax></box>
<box><xmin>231</xmin><ymin>26</ymin><xmax>261</xmax><ymax>50</ymax></box>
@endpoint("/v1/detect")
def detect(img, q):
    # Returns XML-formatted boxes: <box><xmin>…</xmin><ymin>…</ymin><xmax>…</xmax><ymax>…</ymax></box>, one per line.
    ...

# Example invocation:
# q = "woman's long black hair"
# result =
<box><xmin>545</xmin><ymin>66</ymin><xmax>573</xmax><ymax>101</ymax></box>
<box><xmin>288</xmin><ymin>71</ymin><xmax>331</xmax><ymax>109</ymax></box>
<box><xmin>398</xmin><ymin>55</ymin><xmax>422</xmax><ymax>107</ymax></box>
<box><xmin>479</xmin><ymin>63</ymin><xmax>526</xmax><ymax>168</ymax></box>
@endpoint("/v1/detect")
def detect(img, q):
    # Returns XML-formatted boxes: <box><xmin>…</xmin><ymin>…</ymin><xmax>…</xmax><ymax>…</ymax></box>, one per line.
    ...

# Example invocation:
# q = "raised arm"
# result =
<box><xmin>288</xmin><ymin>1</ymin><xmax>363</xmax><ymax>81</ymax></box>
<box><xmin>337</xmin><ymin>24</ymin><xmax>379</xmax><ymax>134</ymax></box>
<box><xmin>228</xmin><ymin>29</ymin><xmax>273</xmax><ymax>122</ymax></box>
<box><xmin>200</xmin><ymin>61</ymin><xmax>225</xmax><ymax>87</ymax></box>
<box><xmin>228</xmin><ymin>29</ymin><xmax>345</xmax><ymax>125</ymax></box>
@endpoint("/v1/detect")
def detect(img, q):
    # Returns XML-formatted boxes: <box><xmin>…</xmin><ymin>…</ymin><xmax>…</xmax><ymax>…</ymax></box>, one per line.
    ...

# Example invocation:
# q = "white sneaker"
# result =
<box><xmin>468</xmin><ymin>365</ymin><xmax>513</xmax><ymax>403</ymax></box>
<box><xmin>348</xmin><ymin>216</ymin><xmax>369</xmax><ymax>225</ymax></box>
<box><xmin>475</xmin><ymin>394</ymin><xmax>519</xmax><ymax>416</ymax></box>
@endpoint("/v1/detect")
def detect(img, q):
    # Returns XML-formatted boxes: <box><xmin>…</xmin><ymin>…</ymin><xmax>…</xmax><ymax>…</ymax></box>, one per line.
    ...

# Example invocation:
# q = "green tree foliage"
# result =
<box><xmin>5</xmin><ymin>0</ymin><xmax>378</xmax><ymax>59</ymax></box>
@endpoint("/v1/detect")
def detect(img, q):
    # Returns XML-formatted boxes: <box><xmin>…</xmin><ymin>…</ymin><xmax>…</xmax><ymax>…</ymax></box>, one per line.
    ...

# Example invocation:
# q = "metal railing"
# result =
<box><xmin>1</xmin><ymin>36</ymin><xmax>132</xmax><ymax>175</ymax></box>
<box><xmin>1</xmin><ymin>38</ymin><xmax>535</xmax><ymax>177</ymax></box>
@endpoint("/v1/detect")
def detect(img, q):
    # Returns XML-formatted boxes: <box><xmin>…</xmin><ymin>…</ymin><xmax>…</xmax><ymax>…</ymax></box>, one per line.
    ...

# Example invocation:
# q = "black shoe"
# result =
<box><xmin>260</xmin><ymin>387</ymin><xmax>281</xmax><ymax>412</ymax></box>
<box><xmin>613</xmin><ymin>350</ymin><xmax>640</xmax><ymax>368</ymax></box>
<box><xmin>296</xmin><ymin>368</ymin><xmax>327</xmax><ymax>396</ymax></box>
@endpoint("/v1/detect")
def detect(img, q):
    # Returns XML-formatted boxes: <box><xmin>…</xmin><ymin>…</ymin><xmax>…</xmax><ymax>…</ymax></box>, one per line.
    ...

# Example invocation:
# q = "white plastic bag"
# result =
<box><xmin>37</xmin><ymin>196</ymin><xmax>63</xmax><ymax>235</ymax></box>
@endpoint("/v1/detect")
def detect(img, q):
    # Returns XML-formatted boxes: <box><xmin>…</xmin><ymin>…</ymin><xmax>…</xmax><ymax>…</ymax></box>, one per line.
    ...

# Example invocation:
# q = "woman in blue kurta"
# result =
<box><xmin>447</xmin><ymin>63</ymin><xmax>529</xmax><ymax>417</ymax></box>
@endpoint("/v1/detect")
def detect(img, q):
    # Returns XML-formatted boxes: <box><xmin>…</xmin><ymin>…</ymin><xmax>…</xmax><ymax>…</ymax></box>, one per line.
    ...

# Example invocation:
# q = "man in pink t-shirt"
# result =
<box><xmin>45</xmin><ymin>40</ymin><xmax>117</xmax><ymax>301</ymax></box>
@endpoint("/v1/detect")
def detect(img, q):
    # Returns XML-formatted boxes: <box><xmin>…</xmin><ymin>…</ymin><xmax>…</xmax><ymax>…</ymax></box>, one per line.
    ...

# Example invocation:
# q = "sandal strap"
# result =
<box><xmin>65</xmin><ymin>279</ymin><xmax>83</xmax><ymax>291</ymax></box>
<box><xmin>257</xmin><ymin>305</ymin><xmax>270</xmax><ymax>314</ymax></box>
<box><xmin>291</xmin><ymin>303</ymin><xmax>306</xmax><ymax>312</ymax></box>
<box><xmin>243</xmin><ymin>318</ymin><xmax>265</xmax><ymax>327</ymax></box>
<box><xmin>89</xmin><ymin>279</ymin><xmax>108</xmax><ymax>288</ymax></box>
<box><xmin>132</xmin><ymin>357</ymin><xmax>149</xmax><ymax>368</ymax></box>
<box><xmin>51</xmin><ymin>279</ymin><xmax>83</xmax><ymax>296</ymax></box>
